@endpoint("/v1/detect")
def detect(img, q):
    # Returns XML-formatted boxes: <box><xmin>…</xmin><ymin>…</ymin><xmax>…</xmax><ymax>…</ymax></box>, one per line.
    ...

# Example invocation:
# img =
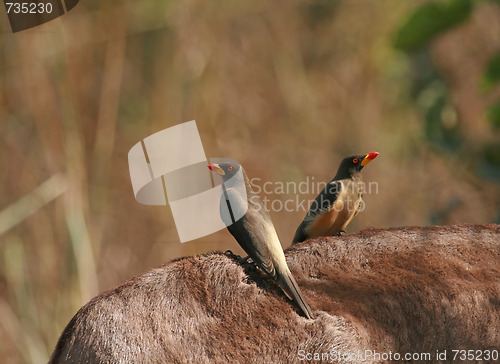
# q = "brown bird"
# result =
<box><xmin>293</xmin><ymin>152</ymin><xmax>379</xmax><ymax>244</ymax></box>
<box><xmin>209</xmin><ymin>161</ymin><xmax>314</xmax><ymax>319</ymax></box>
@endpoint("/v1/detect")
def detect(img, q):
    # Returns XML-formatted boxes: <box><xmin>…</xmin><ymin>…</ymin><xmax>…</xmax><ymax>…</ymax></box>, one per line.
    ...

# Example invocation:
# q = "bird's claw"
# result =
<box><xmin>224</xmin><ymin>251</ymin><xmax>255</xmax><ymax>266</ymax></box>
<box><xmin>224</xmin><ymin>250</ymin><xmax>242</xmax><ymax>260</ymax></box>
<box><xmin>334</xmin><ymin>230</ymin><xmax>346</xmax><ymax>237</ymax></box>
<box><xmin>238</xmin><ymin>255</ymin><xmax>252</xmax><ymax>264</ymax></box>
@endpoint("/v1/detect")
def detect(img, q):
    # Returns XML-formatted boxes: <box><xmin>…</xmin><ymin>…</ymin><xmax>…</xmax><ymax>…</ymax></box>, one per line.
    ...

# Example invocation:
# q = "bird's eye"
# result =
<box><xmin>353</xmin><ymin>158</ymin><xmax>358</xmax><ymax>163</ymax></box>
<box><xmin>228</xmin><ymin>166</ymin><xmax>233</xmax><ymax>171</ymax></box>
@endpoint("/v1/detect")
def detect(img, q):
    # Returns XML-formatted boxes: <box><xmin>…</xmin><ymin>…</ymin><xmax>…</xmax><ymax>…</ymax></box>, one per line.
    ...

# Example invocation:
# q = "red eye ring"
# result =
<box><xmin>228</xmin><ymin>166</ymin><xmax>233</xmax><ymax>171</ymax></box>
<box><xmin>353</xmin><ymin>158</ymin><xmax>358</xmax><ymax>163</ymax></box>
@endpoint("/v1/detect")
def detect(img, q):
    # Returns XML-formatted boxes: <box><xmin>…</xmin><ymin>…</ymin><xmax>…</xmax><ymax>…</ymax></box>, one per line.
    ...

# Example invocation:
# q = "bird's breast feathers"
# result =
<box><xmin>304</xmin><ymin>179</ymin><xmax>364</xmax><ymax>238</ymax></box>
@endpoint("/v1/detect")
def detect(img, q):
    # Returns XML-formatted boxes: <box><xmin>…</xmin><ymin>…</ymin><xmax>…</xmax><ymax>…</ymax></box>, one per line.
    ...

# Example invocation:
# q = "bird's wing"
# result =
<box><xmin>222</xmin><ymin>188</ymin><xmax>276</xmax><ymax>277</ymax></box>
<box><xmin>307</xmin><ymin>181</ymin><xmax>342</xmax><ymax>217</ymax></box>
<box><xmin>292</xmin><ymin>181</ymin><xmax>342</xmax><ymax>243</ymax></box>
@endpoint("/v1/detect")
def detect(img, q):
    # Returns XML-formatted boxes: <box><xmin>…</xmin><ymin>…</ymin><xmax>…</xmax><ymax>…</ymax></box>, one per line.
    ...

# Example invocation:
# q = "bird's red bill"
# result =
<box><xmin>208</xmin><ymin>163</ymin><xmax>225</xmax><ymax>175</ymax></box>
<box><xmin>361</xmin><ymin>152</ymin><xmax>379</xmax><ymax>166</ymax></box>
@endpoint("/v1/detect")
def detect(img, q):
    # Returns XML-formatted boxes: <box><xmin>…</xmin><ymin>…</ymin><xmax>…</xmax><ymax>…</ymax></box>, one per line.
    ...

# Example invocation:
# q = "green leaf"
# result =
<box><xmin>394</xmin><ymin>0</ymin><xmax>474</xmax><ymax>52</ymax></box>
<box><xmin>482</xmin><ymin>53</ymin><xmax>500</xmax><ymax>91</ymax></box>
<box><xmin>487</xmin><ymin>103</ymin><xmax>500</xmax><ymax>130</ymax></box>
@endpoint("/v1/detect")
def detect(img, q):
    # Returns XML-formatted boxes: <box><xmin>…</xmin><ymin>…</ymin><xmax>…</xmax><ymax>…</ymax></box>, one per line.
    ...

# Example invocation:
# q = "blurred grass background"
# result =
<box><xmin>0</xmin><ymin>0</ymin><xmax>499</xmax><ymax>362</ymax></box>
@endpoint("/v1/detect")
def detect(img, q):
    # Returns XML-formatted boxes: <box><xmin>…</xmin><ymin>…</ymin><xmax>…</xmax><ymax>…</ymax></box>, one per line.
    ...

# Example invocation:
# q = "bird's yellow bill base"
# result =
<box><xmin>208</xmin><ymin>163</ymin><xmax>225</xmax><ymax>175</ymax></box>
<box><xmin>361</xmin><ymin>152</ymin><xmax>379</xmax><ymax>166</ymax></box>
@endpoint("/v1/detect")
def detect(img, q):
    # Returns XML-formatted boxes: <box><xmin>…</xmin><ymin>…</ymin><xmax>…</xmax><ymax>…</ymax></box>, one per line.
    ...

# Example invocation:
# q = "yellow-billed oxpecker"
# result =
<box><xmin>208</xmin><ymin>161</ymin><xmax>314</xmax><ymax>319</ymax></box>
<box><xmin>293</xmin><ymin>152</ymin><xmax>379</xmax><ymax>244</ymax></box>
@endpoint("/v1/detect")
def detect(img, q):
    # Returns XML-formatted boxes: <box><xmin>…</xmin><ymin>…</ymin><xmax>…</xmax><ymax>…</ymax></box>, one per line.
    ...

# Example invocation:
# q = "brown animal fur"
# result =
<box><xmin>49</xmin><ymin>224</ymin><xmax>500</xmax><ymax>363</ymax></box>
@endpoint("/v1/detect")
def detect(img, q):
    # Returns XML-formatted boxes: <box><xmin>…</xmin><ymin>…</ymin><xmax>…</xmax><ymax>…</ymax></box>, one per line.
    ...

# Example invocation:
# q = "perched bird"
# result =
<box><xmin>208</xmin><ymin>161</ymin><xmax>314</xmax><ymax>319</ymax></box>
<box><xmin>293</xmin><ymin>152</ymin><xmax>379</xmax><ymax>244</ymax></box>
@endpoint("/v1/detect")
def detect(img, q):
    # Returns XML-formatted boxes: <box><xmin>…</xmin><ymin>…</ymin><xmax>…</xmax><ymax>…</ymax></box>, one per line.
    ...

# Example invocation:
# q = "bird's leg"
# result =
<box><xmin>225</xmin><ymin>251</ymin><xmax>255</xmax><ymax>266</ymax></box>
<box><xmin>238</xmin><ymin>256</ymin><xmax>259</xmax><ymax>273</ymax></box>
<box><xmin>334</xmin><ymin>230</ymin><xmax>346</xmax><ymax>237</ymax></box>
<box><xmin>238</xmin><ymin>255</ymin><xmax>252</xmax><ymax>264</ymax></box>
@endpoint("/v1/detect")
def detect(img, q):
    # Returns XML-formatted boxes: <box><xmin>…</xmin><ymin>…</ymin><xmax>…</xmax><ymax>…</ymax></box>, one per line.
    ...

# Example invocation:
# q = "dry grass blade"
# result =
<box><xmin>0</xmin><ymin>174</ymin><xmax>68</xmax><ymax>237</ymax></box>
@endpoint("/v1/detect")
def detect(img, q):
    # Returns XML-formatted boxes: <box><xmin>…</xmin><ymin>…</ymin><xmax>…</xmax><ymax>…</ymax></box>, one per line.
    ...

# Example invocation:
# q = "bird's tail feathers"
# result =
<box><xmin>292</xmin><ymin>220</ymin><xmax>308</xmax><ymax>244</ymax></box>
<box><xmin>276</xmin><ymin>268</ymin><xmax>314</xmax><ymax>319</ymax></box>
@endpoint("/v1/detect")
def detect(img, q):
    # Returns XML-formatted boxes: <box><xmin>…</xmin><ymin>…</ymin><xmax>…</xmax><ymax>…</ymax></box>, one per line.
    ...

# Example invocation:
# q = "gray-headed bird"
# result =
<box><xmin>208</xmin><ymin>161</ymin><xmax>314</xmax><ymax>319</ymax></box>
